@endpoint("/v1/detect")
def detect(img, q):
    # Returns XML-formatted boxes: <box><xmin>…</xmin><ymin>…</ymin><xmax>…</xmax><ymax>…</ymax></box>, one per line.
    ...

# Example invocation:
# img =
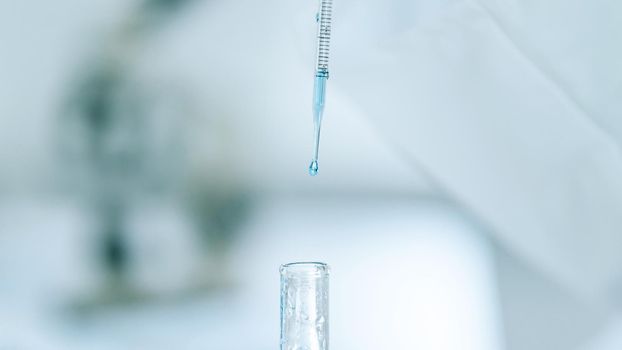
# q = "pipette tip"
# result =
<box><xmin>308</xmin><ymin>160</ymin><xmax>319</xmax><ymax>176</ymax></box>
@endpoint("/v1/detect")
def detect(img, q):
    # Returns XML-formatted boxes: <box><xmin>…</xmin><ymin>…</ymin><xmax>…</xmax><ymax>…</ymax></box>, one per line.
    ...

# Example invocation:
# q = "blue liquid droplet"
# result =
<box><xmin>309</xmin><ymin>160</ymin><xmax>319</xmax><ymax>176</ymax></box>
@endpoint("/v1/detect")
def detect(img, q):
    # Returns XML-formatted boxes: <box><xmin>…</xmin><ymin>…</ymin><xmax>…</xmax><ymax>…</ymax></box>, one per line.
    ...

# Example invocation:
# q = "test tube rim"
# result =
<box><xmin>280</xmin><ymin>262</ymin><xmax>330</xmax><ymax>276</ymax></box>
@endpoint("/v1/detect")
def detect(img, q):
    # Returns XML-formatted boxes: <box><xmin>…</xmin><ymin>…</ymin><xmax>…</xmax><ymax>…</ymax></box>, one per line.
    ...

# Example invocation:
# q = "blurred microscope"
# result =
<box><xmin>58</xmin><ymin>0</ymin><xmax>247</xmax><ymax>309</ymax></box>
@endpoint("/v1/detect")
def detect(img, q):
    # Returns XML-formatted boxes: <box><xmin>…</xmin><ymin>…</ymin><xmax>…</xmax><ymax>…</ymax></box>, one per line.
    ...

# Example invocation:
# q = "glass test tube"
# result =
<box><xmin>280</xmin><ymin>262</ymin><xmax>330</xmax><ymax>350</ymax></box>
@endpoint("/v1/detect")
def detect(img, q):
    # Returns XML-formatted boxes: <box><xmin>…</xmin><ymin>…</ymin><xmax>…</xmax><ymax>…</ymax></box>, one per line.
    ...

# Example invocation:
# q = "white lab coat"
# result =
<box><xmin>336</xmin><ymin>0</ymin><xmax>622</xmax><ymax>302</ymax></box>
<box><xmin>332</xmin><ymin>1</ymin><xmax>622</xmax><ymax>348</ymax></box>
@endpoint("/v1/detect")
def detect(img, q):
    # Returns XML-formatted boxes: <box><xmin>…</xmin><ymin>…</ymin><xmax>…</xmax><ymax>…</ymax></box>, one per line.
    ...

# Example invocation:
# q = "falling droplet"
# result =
<box><xmin>309</xmin><ymin>160</ymin><xmax>319</xmax><ymax>176</ymax></box>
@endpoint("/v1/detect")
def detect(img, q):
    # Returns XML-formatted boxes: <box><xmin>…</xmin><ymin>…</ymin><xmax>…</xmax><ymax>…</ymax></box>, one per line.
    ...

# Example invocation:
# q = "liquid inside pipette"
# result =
<box><xmin>309</xmin><ymin>118</ymin><xmax>321</xmax><ymax>176</ymax></box>
<box><xmin>309</xmin><ymin>75</ymin><xmax>326</xmax><ymax>176</ymax></box>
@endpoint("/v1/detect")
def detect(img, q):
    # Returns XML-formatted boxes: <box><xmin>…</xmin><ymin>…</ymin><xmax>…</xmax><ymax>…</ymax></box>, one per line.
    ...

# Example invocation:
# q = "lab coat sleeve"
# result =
<box><xmin>337</xmin><ymin>0</ymin><xmax>622</xmax><ymax>303</ymax></box>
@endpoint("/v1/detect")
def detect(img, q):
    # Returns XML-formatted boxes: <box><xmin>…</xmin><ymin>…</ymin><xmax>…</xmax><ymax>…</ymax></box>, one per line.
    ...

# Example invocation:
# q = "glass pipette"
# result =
<box><xmin>308</xmin><ymin>0</ymin><xmax>332</xmax><ymax>176</ymax></box>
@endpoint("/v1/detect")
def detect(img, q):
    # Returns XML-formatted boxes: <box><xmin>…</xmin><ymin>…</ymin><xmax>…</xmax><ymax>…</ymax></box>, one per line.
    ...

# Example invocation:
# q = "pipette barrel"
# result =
<box><xmin>315</xmin><ymin>0</ymin><xmax>332</xmax><ymax>76</ymax></box>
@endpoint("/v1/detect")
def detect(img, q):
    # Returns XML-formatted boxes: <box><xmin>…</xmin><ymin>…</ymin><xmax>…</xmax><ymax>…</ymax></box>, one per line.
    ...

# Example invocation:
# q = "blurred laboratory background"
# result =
<box><xmin>1</xmin><ymin>0</ymin><xmax>622</xmax><ymax>349</ymax></box>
